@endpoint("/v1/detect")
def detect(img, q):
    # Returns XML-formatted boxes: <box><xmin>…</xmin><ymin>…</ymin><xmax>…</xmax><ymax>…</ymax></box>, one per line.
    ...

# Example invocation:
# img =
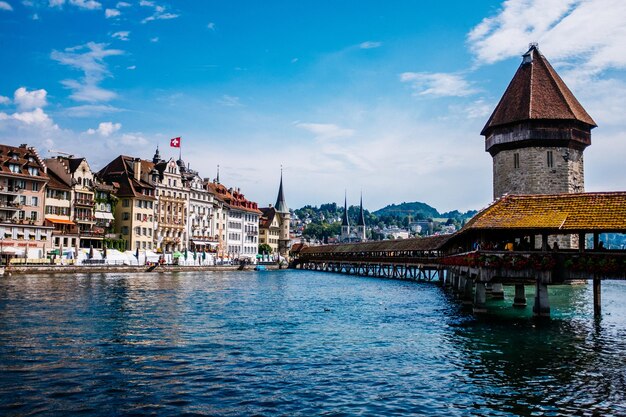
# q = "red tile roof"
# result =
<box><xmin>462</xmin><ymin>192</ymin><xmax>626</xmax><ymax>232</ymax></box>
<box><xmin>482</xmin><ymin>46</ymin><xmax>596</xmax><ymax>136</ymax></box>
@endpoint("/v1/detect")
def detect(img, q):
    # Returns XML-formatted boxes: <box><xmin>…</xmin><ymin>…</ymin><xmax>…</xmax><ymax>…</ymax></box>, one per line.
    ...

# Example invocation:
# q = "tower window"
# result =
<box><xmin>547</xmin><ymin>151</ymin><xmax>554</xmax><ymax>168</ymax></box>
<box><xmin>513</xmin><ymin>153</ymin><xmax>520</xmax><ymax>169</ymax></box>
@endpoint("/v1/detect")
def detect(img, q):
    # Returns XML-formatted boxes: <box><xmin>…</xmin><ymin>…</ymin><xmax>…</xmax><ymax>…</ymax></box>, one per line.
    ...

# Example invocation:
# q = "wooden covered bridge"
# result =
<box><xmin>292</xmin><ymin>192</ymin><xmax>626</xmax><ymax>318</ymax></box>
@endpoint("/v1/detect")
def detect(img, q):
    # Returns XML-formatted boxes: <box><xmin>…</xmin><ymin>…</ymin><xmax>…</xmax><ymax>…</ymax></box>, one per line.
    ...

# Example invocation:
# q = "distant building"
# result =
<box><xmin>482</xmin><ymin>44</ymin><xmax>596</xmax><ymax>199</ymax></box>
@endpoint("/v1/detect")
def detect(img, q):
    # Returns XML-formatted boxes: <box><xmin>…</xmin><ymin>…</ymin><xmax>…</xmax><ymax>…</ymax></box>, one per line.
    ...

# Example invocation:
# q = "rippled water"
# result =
<box><xmin>1</xmin><ymin>270</ymin><xmax>625</xmax><ymax>416</ymax></box>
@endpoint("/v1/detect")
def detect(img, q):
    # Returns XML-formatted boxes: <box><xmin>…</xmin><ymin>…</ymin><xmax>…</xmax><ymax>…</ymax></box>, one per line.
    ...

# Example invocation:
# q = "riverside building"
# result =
<box><xmin>98</xmin><ymin>155</ymin><xmax>156</xmax><ymax>251</ymax></box>
<box><xmin>259</xmin><ymin>171</ymin><xmax>291</xmax><ymax>258</ymax></box>
<box><xmin>0</xmin><ymin>144</ymin><xmax>52</xmax><ymax>260</ymax></box>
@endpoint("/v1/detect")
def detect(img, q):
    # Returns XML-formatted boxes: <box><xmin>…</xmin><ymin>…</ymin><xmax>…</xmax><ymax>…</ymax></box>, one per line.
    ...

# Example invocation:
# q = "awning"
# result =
<box><xmin>94</xmin><ymin>212</ymin><xmax>114</xmax><ymax>220</ymax></box>
<box><xmin>45</xmin><ymin>217</ymin><xmax>75</xmax><ymax>225</ymax></box>
<box><xmin>191</xmin><ymin>240</ymin><xmax>219</xmax><ymax>247</ymax></box>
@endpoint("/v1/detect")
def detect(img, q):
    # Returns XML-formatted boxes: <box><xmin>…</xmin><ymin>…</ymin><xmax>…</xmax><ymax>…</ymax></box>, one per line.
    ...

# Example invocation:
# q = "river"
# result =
<box><xmin>0</xmin><ymin>270</ymin><xmax>625</xmax><ymax>416</ymax></box>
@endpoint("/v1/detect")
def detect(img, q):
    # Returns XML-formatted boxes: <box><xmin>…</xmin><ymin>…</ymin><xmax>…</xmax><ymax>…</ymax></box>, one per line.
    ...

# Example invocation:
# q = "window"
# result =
<box><xmin>31</xmin><ymin>197</ymin><xmax>38</xmax><ymax>207</ymax></box>
<box><xmin>30</xmin><ymin>211</ymin><xmax>37</xmax><ymax>221</ymax></box>
<box><xmin>32</xmin><ymin>182</ymin><xmax>39</xmax><ymax>191</ymax></box>
<box><xmin>28</xmin><ymin>167</ymin><xmax>39</xmax><ymax>176</ymax></box>
<box><xmin>123</xmin><ymin>199</ymin><xmax>130</xmax><ymax>207</ymax></box>
<box><xmin>9</xmin><ymin>164</ymin><xmax>19</xmax><ymax>173</ymax></box>
<box><xmin>547</xmin><ymin>151</ymin><xmax>554</xmax><ymax>168</ymax></box>
<box><xmin>514</xmin><ymin>153</ymin><xmax>520</xmax><ymax>169</ymax></box>
<box><xmin>122</xmin><ymin>226</ymin><xmax>129</xmax><ymax>235</ymax></box>
<box><xmin>123</xmin><ymin>212</ymin><xmax>130</xmax><ymax>220</ymax></box>
<box><xmin>135</xmin><ymin>226</ymin><xmax>141</xmax><ymax>235</ymax></box>
<box><xmin>136</xmin><ymin>213</ymin><xmax>142</xmax><ymax>221</ymax></box>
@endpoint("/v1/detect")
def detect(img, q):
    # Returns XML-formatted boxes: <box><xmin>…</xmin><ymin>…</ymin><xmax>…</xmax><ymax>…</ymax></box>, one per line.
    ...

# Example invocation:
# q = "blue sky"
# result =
<box><xmin>1</xmin><ymin>0</ymin><xmax>626</xmax><ymax>212</ymax></box>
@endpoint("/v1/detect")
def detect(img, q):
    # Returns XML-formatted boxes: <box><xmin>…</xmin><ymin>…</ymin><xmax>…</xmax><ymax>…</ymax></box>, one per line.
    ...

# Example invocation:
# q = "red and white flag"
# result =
<box><xmin>170</xmin><ymin>137</ymin><xmax>181</xmax><ymax>148</ymax></box>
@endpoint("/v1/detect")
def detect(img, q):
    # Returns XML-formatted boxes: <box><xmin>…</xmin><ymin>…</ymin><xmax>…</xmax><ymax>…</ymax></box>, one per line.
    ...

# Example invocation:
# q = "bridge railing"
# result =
<box><xmin>441</xmin><ymin>250</ymin><xmax>626</xmax><ymax>280</ymax></box>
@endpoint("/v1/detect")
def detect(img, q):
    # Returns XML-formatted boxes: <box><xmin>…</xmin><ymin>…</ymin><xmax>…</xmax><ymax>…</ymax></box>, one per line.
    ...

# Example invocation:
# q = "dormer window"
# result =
<box><xmin>9</xmin><ymin>164</ymin><xmax>20</xmax><ymax>173</ymax></box>
<box><xmin>27</xmin><ymin>167</ymin><xmax>39</xmax><ymax>176</ymax></box>
<box><xmin>11</xmin><ymin>153</ymin><xmax>18</xmax><ymax>160</ymax></box>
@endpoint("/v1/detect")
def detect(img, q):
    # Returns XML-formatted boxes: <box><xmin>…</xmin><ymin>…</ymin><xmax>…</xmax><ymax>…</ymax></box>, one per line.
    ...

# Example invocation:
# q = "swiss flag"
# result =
<box><xmin>170</xmin><ymin>137</ymin><xmax>181</xmax><ymax>148</ymax></box>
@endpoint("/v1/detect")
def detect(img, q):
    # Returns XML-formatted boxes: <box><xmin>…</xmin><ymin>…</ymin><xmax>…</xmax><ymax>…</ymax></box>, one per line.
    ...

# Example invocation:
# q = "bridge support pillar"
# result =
<box><xmin>457</xmin><ymin>274</ymin><xmax>466</xmax><ymax>298</ymax></box>
<box><xmin>473</xmin><ymin>282</ymin><xmax>487</xmax><ymax>314</ymax></box>
<box><xmin>533</xmin><ymin>282</ymin><xmax>550</xmax><ymax>317</ymax></box>
<box><xmin>593</xmin><ymin>275</ymin><xmax>601</xmax><ymax>316</ymax></box>
<box><xmin>462</xmin><ymin>277</ymin><xmax>474</xmax><ymax>305</ymax></box>
<box><xmin>445</xmin><ymin>270</ymin><xmax>453</xmax><ymax>289</ymax></box>
<box><xmin>490</xmin><ymin>283</ymin><xmax>505</xmax><ymax>300</ymax></box>
<box><xmin>513</xmin><ymin>284</ymin><xmax>527</xmax><ymax>307</ymax></box>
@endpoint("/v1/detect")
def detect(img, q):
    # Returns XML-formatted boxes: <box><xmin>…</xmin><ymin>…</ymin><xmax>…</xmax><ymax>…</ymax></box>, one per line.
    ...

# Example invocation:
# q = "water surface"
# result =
<box><xmin>0</xmin><ymin>270</ymin><xmax>625</xmax><ymax>416</ymax></box>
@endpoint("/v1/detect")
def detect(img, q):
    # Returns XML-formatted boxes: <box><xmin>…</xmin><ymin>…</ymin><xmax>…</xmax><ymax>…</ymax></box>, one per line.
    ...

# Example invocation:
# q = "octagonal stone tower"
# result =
<box><xmin>482</xmin><ymin>44</ymin><xmax>597</xmax><ymax>200</ymax></box>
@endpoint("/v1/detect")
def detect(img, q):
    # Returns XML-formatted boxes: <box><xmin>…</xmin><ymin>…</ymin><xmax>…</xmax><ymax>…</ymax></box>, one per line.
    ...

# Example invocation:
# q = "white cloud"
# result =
<box><xmin>359</xmin><ymin>41</ymin><xmax>382</xmax><ymax>49</ymax></box>
<box><xmin>119</xmin><ymin>132</ymin><xmax>148</xmax><ymax>146</ymax></box>
<box><xmin>116</xmin><ymin>1</ymin><xmax>130</xmax><ymax>7</ymax></box>
<box><xmin>217</xmin><ymin>95</ymin><xmax>242</xmax><ymax>107</ymax></box>
<box><xmin>48</xmin><ymin>0</ymin><xmax>64</xmax><ymax>7</ymax></box>
<box><xmin>105</xmin><ymin>8</ymin><xmax>120</xmax><ymax>18</ymax></box>
<box><xmin>51</xmin><ymin>42</ymin><xmax>123</xmax><ymax>103</ymax></box>
<box><xmin>207</xmin><ymin>22</ymin><xmax>215</xmax><ymax>30</ymax></box>
<box><xmin>0</xmin><ymin>1</ymin><xmax>13</xmax><ymax>11</ymax></box>
<box><xmin>111</xmin><ymin>31</ymin><xmax>130</xmax><ymax>41</ymax></box>
<box><xmin>126</xmin><ymin>65</ymin><xmax>136</xmax><ymax>70</ymax></box>
<box><xmin>400</xmin><ymin>72</ymin><xmax>478</xmax><ymax>97</ymax></box>
<box><xmin>295</xmin><ymin>122</ymin><xmax>355</xmax><ymax>140</ymax></box>
<box><xmin>139</xmin><ymin>0</ymin><xmax>178</xmax><ymax>23</ymax></box>
<box><xmin>14</xmin><ymin>87</ymin><xmax>47</xmax><ymax>110</ymax></box>
<box><xmin>150</xmin><ymin>37</ymin><xmax>159</xmax><ymax>43</ymax></box>
<box><xmin>64</xmin><ymin>104</ymin><xmax>122</xmax><ymax>117</ymax></box>
<box><xmin>467</xmin><ymin>0</ymin><xmax>626</xmax><ymax>77</ymax></box>
<box><xmin>0</xmin><ymin>95</ymin><xmax>10</xmax><ymax>105</ymax></box>
<box><xmin>86</xmin><ymin>121</ymin><xmax>121</xmax><ymax>136</ymax></box>
<box><xmin>12</xmin><ymin>108</ymin><xmax>53</xmax><ymax>125</ymax></box>
<box><xmin>69</xmin><ymin>0</ymin><xmax>101</xmax><ymax>10</ymax></box>
<box><xmin>142</xmin><ymin>11</ymin><xmax>178</xmax><ymax>23</ymax></box>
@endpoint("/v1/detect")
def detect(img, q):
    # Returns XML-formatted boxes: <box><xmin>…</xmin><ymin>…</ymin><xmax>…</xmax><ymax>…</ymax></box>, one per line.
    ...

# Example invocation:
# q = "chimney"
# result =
<box><xmin>133</xmin><ymin>158</ymin><xmax>141</xmax><ymax>181</ymax></box>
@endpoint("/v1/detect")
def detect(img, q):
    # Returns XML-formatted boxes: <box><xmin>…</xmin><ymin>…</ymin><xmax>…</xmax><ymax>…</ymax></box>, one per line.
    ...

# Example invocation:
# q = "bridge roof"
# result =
<box><xmin>300</xmin><ymin>234</ymin><xmax>451</xmax><ymax>255</ymax></box>
<box><xmin>462</xmin><ymin>192</ymin><xmax>626</xmax><ymax>233</ymax></box>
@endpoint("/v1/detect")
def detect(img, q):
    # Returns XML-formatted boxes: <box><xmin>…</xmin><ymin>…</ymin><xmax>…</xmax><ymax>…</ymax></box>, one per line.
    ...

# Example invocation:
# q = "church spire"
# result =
<box><xmin>275</xmin><ymin>167</ymin><xmax>289</xmax><ymax>213</ymax></box>
<box><xmin>341</xmin><ymin>191</ymin><xmax>350</xmax><ymax>227</ymax></box>
<box><xmin>357</xmin><ymin>192</ymin><xmax>365</xmax><ymax>226</ymax></box>
<box><xmin>152</xmin><ymin>145</ymin><xmax>161</xmax><ymax>163</ymax></box>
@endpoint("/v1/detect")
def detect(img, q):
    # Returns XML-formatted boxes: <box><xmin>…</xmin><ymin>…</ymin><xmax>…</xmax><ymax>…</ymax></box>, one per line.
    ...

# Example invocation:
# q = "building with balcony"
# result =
<box><xmin>0</xmin><ymin>144</ymin><xmax>52</xmax><ymax>261</ymax></box>
<box><xmin>98</xmin><ymin>155</ymin><xmax>157</xmax><ymax>251</ymax></box>
<box><xmin>185</xmin><ymin>170</ymin><xmax>217</xmax><ymax>253</ymax></box>
<box><xmin>206</xmin><ymin>179</ymin><xmax>229</xmax><ymax>259</ymax></box>
<box><xmin>44</xmin><ymin>167</ymin><xmax>78</xmax><ymax>252</ymax></box>
<box><xmin>224</xmin><ymin>187</ymin><xmax>261</xmax><ymax>259</ymax></box>
<box><xmin>150</xmin><ymin>150</ymin><xmax>189</xmax><ymax>253</ymax></box>
<box><xmin>45</xmin><ymin>156</ymin><xmax>112</xmax><ymax>248</ymax></box>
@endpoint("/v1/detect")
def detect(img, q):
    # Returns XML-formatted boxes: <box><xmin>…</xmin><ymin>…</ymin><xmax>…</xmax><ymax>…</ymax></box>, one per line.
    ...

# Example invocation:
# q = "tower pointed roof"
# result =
<box><xmin>274</xmin><ymin>169</ymin><xmax>289</xmax><ymax>213</ymax></box>
<box><xmin>357</xmin><ymin>193</ymin><xmax>365</xmax><ymax>226</ymax></box>
<box><xmin>341</xmin><ymin>192</ymin><xmax>350</xmax><ymax>227</ymax></box>
<box><xmin>481</xmin><ymin>44</ymin><xmax>596</xmax><ymax>136</ymax></box>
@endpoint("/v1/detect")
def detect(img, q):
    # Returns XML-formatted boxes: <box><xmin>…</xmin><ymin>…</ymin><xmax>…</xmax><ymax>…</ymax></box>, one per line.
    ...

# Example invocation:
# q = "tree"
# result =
<box><xmin>258</xmin><ymin>243</ymin><xmax>272</xmax><ymax>254</ymax></box>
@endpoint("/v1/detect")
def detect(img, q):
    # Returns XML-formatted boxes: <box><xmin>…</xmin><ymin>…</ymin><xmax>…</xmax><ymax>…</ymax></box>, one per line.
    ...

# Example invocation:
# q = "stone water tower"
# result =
<box><xmin>482</xmin><ymin>44</ymin><xmax>597</xmax><ymax>200</ymax></box>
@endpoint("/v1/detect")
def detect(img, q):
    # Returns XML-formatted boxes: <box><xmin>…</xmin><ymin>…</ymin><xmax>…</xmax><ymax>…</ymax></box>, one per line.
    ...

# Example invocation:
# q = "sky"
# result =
<box><xmin>1</xmin><ymin>0</ymin><xmax>626</xmax><ymax>213</ymax></box>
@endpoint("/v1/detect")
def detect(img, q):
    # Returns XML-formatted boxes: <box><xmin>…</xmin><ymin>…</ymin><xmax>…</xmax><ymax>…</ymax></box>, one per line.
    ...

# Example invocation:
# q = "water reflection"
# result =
<box><xmin>0</xmin><ymin>271</ymin><xmax>624</xmax><ymax>416</ymax></box>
